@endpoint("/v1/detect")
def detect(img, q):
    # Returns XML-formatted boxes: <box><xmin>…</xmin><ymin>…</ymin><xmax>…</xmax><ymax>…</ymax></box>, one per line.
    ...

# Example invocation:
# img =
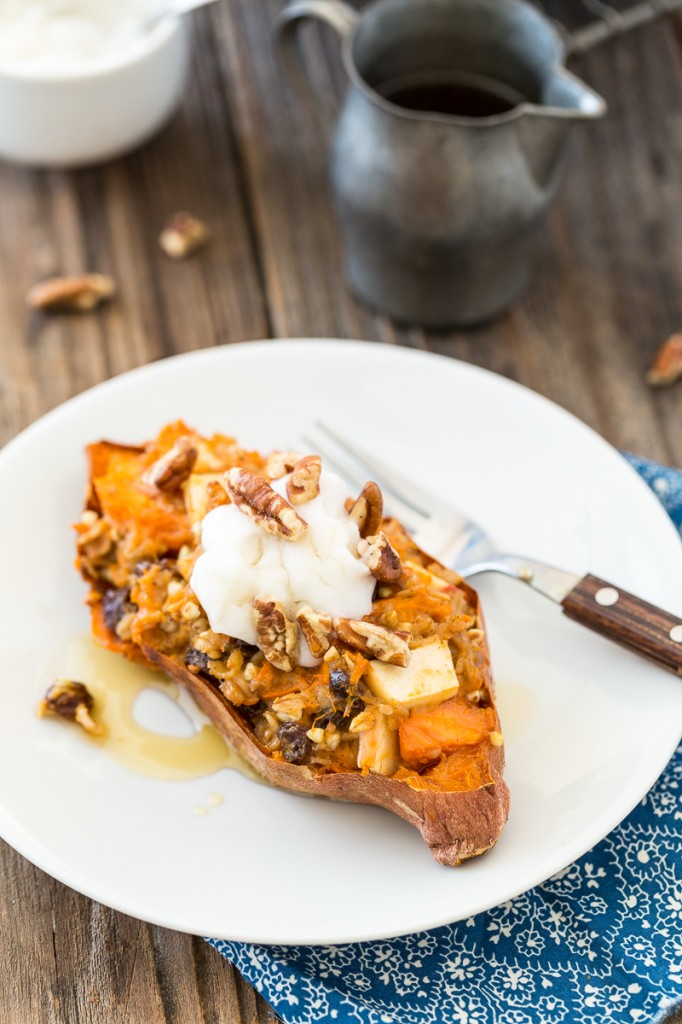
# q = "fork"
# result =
<box><xmin>302</xmin><ymin>423</ymin><xmax>682</xmax><ymax>677</ymax></box>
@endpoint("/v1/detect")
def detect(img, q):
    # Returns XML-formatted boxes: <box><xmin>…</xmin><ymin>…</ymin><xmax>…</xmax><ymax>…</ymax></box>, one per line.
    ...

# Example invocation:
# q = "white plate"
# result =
<box><xmin>1</xmin><ymin>340</ymin><xmax>681</xmax><ymax>946</ymax></box>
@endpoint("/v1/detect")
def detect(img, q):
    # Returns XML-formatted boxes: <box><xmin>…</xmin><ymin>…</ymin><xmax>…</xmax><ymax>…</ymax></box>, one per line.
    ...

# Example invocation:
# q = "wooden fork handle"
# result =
<box><xmin>561</xmin><ymin>574</ymin><xmax>682</xmax><ymax>676</ymax></box>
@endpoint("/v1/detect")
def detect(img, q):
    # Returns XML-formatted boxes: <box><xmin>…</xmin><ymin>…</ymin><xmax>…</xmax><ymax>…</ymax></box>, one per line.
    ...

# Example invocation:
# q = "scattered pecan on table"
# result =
<box><xmin>646</xmin><ymin>333</ymin><xmax>682</xmax><ymax>388</ymax></box>
<box><xmin>27</xmin><ymin>273</ymin><xmax>116</xmax><ymax>312</ymax></box>
<box><xmin>159</xmin><ymin>212</ymin><xmax>210</xmax><ymax>259</ymax></box>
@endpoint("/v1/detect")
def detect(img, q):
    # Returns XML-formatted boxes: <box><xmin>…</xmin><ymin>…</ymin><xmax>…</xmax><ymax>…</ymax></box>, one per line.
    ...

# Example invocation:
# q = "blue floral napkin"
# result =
<box><xmin>207</xmin><ymin>453</ymin><xmax>682</xmax><ymax>1024</ymax></box>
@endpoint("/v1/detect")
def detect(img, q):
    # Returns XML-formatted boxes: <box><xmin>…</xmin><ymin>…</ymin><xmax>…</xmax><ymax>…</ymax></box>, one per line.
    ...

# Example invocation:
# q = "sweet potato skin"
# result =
<box><xmin>142</xmin><ymin>638</ymin><xmax>510</xmax><ymax>867</ymax></box>
<box><xmin>80</xmin><ymin>433</ymin><xmax>509</xmax><ymax>865</ymax></box>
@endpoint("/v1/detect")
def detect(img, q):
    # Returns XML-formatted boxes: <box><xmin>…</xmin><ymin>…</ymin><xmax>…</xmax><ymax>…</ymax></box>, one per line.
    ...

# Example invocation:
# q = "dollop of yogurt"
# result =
<box><xmin>190</xmin><ymin>469</ymin><xmax>375</xmax><ymax>667</ymax></box>
<box><xmin>0</xmin><ymin>1</ymin><xmax>156</xmax><ymax>73</ymax></box>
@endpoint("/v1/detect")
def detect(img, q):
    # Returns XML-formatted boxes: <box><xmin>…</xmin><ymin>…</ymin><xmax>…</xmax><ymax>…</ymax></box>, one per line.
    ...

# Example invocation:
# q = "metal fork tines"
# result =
<box><xmin>303</xmin><ymin>424</ymin><xmax>682</xmax><ymax>677</ymax></box>
<box><xmin>301</xmin><ymin>422</ymin><xmax>494</xmax><ymax>572</ymax></box>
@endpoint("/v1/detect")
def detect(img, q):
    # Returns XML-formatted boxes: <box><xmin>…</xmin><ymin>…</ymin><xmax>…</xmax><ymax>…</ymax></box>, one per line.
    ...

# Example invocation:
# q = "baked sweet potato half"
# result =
<box><xmin>76</xmin><ymin>421</ymin><xmax>509</xmax><ymax>866</ymax></box>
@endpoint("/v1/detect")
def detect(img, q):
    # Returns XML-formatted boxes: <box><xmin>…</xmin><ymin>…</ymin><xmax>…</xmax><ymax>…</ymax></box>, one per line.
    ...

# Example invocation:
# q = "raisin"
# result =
<box><xmin>133</xmin><ymin>561</ymin><xmax>154</xmax><ymax>577</ymax></box>
<box><xmin>328</xmin><ymin>667</ymin><xmax>350</xmax><ymax>701</ymax></box>
<box><xmin>315</xmin><ymin>696</ymin><xmax>364</xmax><ymax>731</ymax></box>
<box><xmin>314</xmin><ymin>708</ymin><xmax>345</xmax><ymax>729</ymax></box>
<box><xmin>239</xmin><ymin>700</ymin><xmax>267</xmax><ymax>722</ymax></box>
<box><xmin>278</xmin><ymin>721</ymin><xmax>312</xmax><ymax>765</ymax></box>
<box><xmin>101</xmin><ymin>587</ymin><xmax>134</xmax><ymax>631</ymax></box>
<box><xmin>344</xmin><ymin>697</ymin><xmax>364</xmax><ymax>721</ymax></box>
<box><xmin>184</xmin><ymin>648</ymin><xmax>211</xmax><ymax>674</ymax></box>
<box><xmin>233</xmin><ymin>638</ymin><xmax>258</xmax><ymax>656</ymax></box>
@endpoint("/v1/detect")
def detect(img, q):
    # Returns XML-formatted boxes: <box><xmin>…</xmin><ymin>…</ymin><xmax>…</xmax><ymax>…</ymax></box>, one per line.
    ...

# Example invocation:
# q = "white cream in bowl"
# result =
<box><xmin>0</xmin><ymin>0</ymin><xmax>157</xmax><ymax>73</ymax></box>
<box><xmin>0</xmin><ymin>0</ymin><xmax>190</xmax><ymax>167</ymax></box>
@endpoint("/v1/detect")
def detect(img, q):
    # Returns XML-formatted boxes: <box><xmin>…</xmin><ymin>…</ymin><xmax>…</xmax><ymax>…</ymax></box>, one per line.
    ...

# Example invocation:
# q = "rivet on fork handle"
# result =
<box><xmin>561</xmin><ymin>574</ymin><xmax>682</xmax><ymax>676</ymax></box>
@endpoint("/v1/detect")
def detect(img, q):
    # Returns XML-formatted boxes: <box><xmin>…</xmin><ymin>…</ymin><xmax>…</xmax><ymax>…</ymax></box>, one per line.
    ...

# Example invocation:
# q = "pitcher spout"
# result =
<box><xmin>533</xmin><ymin>67</ymin><xmax>607</xmax><ymax>120</ymax></box>
<box><xmin>517</xmin><ymin>67</ymin><xmax>605</xmax><ymax>187</ymax></box>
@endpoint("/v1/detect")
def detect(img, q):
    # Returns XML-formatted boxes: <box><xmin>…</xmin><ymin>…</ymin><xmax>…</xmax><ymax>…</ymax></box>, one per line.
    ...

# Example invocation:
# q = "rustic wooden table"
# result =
<box><xmin>1</xmin><ymin>1</ymin><xmax>681</xmax><ymax>1021</ymax></box>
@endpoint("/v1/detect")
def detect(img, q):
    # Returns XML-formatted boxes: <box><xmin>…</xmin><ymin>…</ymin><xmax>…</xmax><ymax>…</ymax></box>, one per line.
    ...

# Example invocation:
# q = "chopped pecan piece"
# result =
<box><xmin>27</xmin><ymin>273</ymin><xmax>116</xmax><ymax>312</ymax></box>
<box><xmin>143</xmin><ymin>436</ymin><xmax>198</xmax><ymax>492</ymax></box>
<box><xmin>205</xmin><ymin>479</ymin><xmax>229</xmax><ymax>510</ymax></box>
<box><xmin>348</xmin><ymin>481</ymin><xmax>383</xmax><ymax>538</ymax></box>
<box><xmin>38</xmin><ymin>680</ymin><xmax>103</xmax><ymax>735</ymax></box>
<box><xmin>286</xmin><ymin>455</ymin><xmax>322</xmax><ymax>505</ymax></box>
<box><xmin>225</xmin><ymin>469</ymin><xmax>307</xmax><ymax>541</ymax></box>
<box><xmin>296</xmin><ymin>605</ymin><xmax>332</xmax><ymax>659</ymax></box>
<box><xmin>265</xmin><ymin>450</ymin><xmax>303</xmax><ymax>480</ymax></box>
<box><xmin>76</xmin><ymin>512</ymin><xmax>116</xmax><ymax>573</ymax></box>
<box><xmin>357</xmin><ymin>531</ymin><xmax>403</xmax><ymax>583</ymax></box>
<box><xmin>646</xmin><ymin>333</ymin><xmax>682</xmax><ymax>388</ymax></box>
<box><xmin>253</xmin><ymin>597</ymin><xmax>299</xmax><ymax>672</ymax></box>
<box><xmin>159</xmin><ymin>212</ymin><xmax>210</xmax><ymax>259</ymax></box>
<box><xmin>334</xmin><ymin>619</ymin><xmax>410</xmax><ymax>667</ymax></box>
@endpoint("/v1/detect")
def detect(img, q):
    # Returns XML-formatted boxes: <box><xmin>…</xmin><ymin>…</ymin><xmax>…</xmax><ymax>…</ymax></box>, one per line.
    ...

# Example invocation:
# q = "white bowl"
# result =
<box><xmin>0</xmin><ymin>18</ymin><xmax>190</xmax><ymax>168</ymax></box>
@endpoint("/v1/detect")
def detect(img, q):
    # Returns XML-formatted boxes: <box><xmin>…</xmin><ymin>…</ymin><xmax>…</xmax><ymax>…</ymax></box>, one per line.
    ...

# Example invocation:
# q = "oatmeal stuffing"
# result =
<box><xmin>75</xmin><ymin>422</ymin><xmax>499</xmax><ymax>784</ymax></box>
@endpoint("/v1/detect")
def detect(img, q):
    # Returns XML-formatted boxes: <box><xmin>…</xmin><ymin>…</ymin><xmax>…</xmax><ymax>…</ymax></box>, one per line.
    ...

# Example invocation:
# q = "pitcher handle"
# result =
<box><xmin>275</xmin><ymin>1</ymin><xmax>359</xmax><ymax>129</ymax></box>
<box><xmin>563</xmin><ymin>0</ymin><xmax>682</xmax><ymax>55</ymax></box>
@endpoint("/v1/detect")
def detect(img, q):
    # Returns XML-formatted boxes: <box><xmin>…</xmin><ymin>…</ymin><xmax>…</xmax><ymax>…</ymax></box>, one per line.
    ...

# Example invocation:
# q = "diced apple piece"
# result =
<box><xmin>403</xmin><ymin>560</ymin><xmax>453</xmax><ymax>592</ymax></box>
<box><xmin>358</xmin><ymin>711</ymin><xmax>399</xmax><ymax>776</ymax></box>
<box><xmin>365</xmin><ymin>639</ymin><xmax>459</xmax><ymax>710</ymax></box>
<box><xmin>184</xmin><ymin>472</ymin><xmax>227</xmax><ymax>525</ymax></box>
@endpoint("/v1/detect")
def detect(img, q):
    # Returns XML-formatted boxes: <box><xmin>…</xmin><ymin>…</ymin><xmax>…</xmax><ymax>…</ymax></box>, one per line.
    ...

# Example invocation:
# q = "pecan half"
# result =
<box><xmin>265</xmin><ymin>450</ymin><xmax>303</xmax><ymax>480</ymax></box>
<box><xmin>646</xmin><ymin>333</ymin><xmax>682</xmax><ymax>388</ymax></box>
<box><xmin>348</xmin><ymin>481</ymin><xmax>383</xmax><ymax>538</ymax></box>
<box><xmin>253</xmin><ymin>598</ymin><xmax>299</xmax><ymax>671</ymax></box>
<box><xmin>334</xmin><ymin>619</ymin><xmax>410</xmax><ymax>666</ymax></box>
<box><xmin>159</xmin><ymin>212</ymin><xmax>210</xmax><ymax>259</ymax></box>
<box><xmin>143</xmin><ymin>436</ymin><xmax>198</xmax><ymax>492</ymax></box>
<box><xmin>27</xmin><ymin>273</ymin><xmax>115</xmax><ymax>312</ymax></box>
<box><xmin>38</xmin><ymin>679</ymin><xmax>103</xmax><ymax>735</ymax></box>
<box><xmin>297</xmin><ymin>606</ymin><xmax>332</xmax><ymax>659</ymax></box>
<box><xmin>286</xmin><ymin>455</ymin><xmax>322</xmax><ymax>505</ymax></box>
<box><xmin>225</xmin><ymin>469</ymin><xmax>307</xmax><ymax>541</ymax></box>
<box><xmin>357</xmin><ymin>531</ymin><xmax>403</xmax><ymax>583</ymax></box>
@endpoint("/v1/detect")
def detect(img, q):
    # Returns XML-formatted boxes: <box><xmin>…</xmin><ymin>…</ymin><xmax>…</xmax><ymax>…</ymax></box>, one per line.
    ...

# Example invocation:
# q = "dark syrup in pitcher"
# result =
<box><xmin>380</xmin><ymin>74</ymin><xmax>525</xmax><ymax>118</ymax></box>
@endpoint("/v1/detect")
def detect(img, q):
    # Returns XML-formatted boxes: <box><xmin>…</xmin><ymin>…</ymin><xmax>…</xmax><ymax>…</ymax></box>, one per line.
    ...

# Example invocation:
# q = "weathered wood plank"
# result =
<box><xmin>211</xmin><ymin>0</ymin><xmax>681</xmax><ymax>461</ymax></box>
<box><xmin>0</xmin><ymin>837</ymin><xmax>280</xmax><ymax>1023</ymax></box>
<box><xmin>0</xmin><ymin>5</ymin><xmax>279</xmax><ymax>1020</ymax></box>
<box><xmin>210</xmin><ymin>0</ymin><xmax>404</xmax><ymax>344</ymax></box>
<box><xmin>0</xmin><ymin>11</ymin><xmax>271</xmax><ymax>448</ymax></box>
<box><xmin>2</xmin><ymin>1</ymin><xmax>682</xmax><ymax>1022</ymax></box>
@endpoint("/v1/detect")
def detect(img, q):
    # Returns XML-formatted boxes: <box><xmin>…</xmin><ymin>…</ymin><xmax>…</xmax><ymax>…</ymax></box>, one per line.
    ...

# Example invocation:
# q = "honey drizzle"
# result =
<box><xmin>45</xmin><ymin>635</ymin><xmax>258</xmax><ymax>783</ymax></box>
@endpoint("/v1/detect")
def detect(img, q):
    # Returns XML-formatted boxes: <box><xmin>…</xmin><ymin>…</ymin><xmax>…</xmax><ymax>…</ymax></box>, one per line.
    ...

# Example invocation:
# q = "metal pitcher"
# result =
<box><xmin>277</xmin><ymin>0</ymin><xmax>606</xmax><ymax>328</ymax></box>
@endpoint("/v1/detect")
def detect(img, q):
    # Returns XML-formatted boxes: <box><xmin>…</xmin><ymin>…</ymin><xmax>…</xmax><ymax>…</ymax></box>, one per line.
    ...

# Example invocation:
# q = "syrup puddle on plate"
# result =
<box><xmin>495</xmin><ymin>679</ymin><xmax>535</xmax><ymax>742</ymax></box>
<box><xmin>42</xmin><ymin>634</ymin><xmax>259</xmax><ymax>783</ymax></box>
